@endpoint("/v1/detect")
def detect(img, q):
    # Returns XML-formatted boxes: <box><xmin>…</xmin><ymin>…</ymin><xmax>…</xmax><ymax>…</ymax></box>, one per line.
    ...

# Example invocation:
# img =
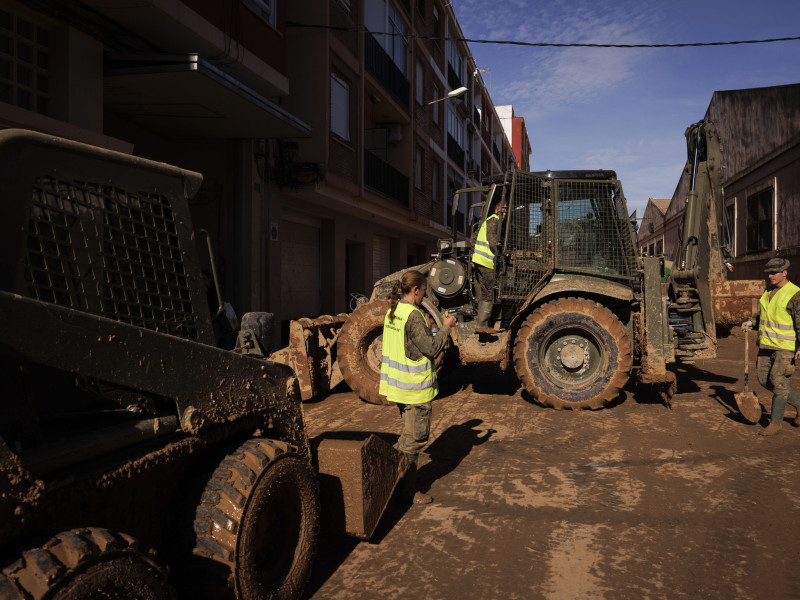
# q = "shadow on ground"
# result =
<box><xmin>418</xmin><ymin>419</ymin><xmax>495</xmax><ymax>493</ymax></box>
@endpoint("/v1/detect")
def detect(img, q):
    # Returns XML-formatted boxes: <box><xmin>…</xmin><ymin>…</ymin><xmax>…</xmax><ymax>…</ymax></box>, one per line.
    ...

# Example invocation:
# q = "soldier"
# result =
<box><xmin>379</xmin><ymin>270</ymin><xmax>456</xmax><ymax>504</ymax></box>
<box><xmin>742</xmin><ymin>257</ymin><xmax>800</xmax><ymax>435</ymax></box>
<box><xmin>471</xmin><ymin>201</ymin><xmax>506</xmax><ymax>333</ymax></box>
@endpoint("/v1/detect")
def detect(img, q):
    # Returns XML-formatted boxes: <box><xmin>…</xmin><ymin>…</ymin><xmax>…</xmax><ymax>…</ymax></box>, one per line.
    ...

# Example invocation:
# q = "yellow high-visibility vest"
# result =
<box><xmin>471</xmin><ymin>214</ymin><xmax>498</xmax><ymax>269</ymax></box>
<box><xmin>379</xmin><ymin>302</ymin><xmax>437</xmax><ymax>404</ymax></box>
<box><xmin>758</xmin><ymin>281</ymin><xmax>800</xmax><ymax>351</ymax></box>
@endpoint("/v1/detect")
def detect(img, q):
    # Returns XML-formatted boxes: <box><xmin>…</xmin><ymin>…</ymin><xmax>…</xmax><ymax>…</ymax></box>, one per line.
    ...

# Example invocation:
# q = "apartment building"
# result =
<box><xmin>281</xmin><ymin>0</ymin><xmax>517</xmax><ymax>328</ymax></box>
<box><xmin>497</xmin><ymin>105</ymin><xmax>532</xmax><ymax>170</ymax></box>
<box><xmin>2</xmin><ymin>0</ymin><xmax>517</xmax><ymax>344</ymax></box>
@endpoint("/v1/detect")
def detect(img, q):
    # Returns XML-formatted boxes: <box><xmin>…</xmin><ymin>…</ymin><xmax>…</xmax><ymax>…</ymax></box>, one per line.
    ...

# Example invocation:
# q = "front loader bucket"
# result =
<box><xmin>711</xmin><ymin>280</ymin><xmax>762</xmax><ymax>328</ymax></box>
<box><xmin>314</xmin><ymin>434</ymin><xmax>408</xmax><ymax>540</ymax></box>
<box><xmin>269</xmin><ymin>314</ymin><xmax>348</xmax><ymax>401</ymax></box>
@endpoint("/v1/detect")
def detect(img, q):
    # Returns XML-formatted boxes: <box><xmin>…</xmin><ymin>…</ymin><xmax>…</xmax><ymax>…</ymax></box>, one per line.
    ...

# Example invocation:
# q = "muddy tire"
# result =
<box><xmin>337</xmin><ymin>299</ymin><xmax>392</xmax><ymax>405</ymax></box>
<box><xmin>0</xmin><ymin>528</ymin><xmax>174</xmax><ymax>599</ymax></box>
<box><xmin>338</xmin><ymin>299</ymin><xmax>447</xmax><ymax>405</ymax></box>
<box><xmin>190</xmin><ymin>438</ymin><xmax>320</xmax><ymax>600</ymax></box>
<box><xmin>513</xmin><ymin>297</ymin><xmax>632</xmax><ymax>410</ymax></box>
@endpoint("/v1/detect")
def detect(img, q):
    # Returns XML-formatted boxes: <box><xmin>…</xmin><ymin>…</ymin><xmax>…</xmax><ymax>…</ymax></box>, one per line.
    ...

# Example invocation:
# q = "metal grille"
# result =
<box><xmin>500</xmin><ymin>171</ymin><xmax>553</xmax><ymax>300</ymax></box>
<box><xmin>499</xmin><ymin>171</ymin><xmax>638</xmax><ymax>301</ymax></box>
<box><xmin>24</xmin><ymin>175</ymin><xmax>201</xmax><ymax>340</ymax></box>
<box><xmin>555</xmin><ymin>179</ymin><xmax>637</xmax><ymax>277</ymax></box>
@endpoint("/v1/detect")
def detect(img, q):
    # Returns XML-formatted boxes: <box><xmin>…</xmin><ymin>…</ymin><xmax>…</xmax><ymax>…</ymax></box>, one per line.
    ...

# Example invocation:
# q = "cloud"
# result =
<box><xmin>456</xmin><ymin>0</ymin><xmax>664</xmax><ymax>117</ymax></box>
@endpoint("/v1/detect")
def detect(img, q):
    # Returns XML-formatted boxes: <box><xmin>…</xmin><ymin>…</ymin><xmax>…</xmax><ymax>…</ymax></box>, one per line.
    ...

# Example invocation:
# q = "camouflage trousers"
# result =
<box><xmin>474</xmin><ymin>264</ymin><xmax>495</xmax><ymax>303</ymax></box>
<box><xmin>395</xmin><ymin>401</ymin><xmax>432</xmax><ymax>458</ymax></box>
<box><xmin>756</xmin><ymin>349</ymin><xmax>800</xmax><ymax>425</ymax></box>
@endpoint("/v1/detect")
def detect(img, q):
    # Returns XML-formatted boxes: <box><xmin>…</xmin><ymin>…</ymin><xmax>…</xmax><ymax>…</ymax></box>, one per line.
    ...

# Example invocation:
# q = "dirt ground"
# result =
<box><xmin>301</xmin><ymin>330</ymin><xmax>800</xmax><ymax>600</ymax></box>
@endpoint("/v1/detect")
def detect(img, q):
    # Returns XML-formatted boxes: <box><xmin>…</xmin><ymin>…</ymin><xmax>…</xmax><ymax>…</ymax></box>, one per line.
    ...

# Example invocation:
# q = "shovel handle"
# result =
<box><xmin>743</xmin><ymin>327</ymin><xmax>750</xmax><ymax>386</ymax></box>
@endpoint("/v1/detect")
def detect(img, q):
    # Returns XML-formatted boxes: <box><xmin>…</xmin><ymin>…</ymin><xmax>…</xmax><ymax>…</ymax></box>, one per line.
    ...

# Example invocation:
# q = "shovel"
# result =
<box><xmin>735</xmin><ymin>326</ymin><xmax>761</xmax><ymax>423</ymax></box>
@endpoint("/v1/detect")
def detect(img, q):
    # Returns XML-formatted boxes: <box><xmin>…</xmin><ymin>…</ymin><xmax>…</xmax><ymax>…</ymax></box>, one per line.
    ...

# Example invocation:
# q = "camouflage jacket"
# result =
<box><xmin>470</xmin><ymin>214</ymin><xmax>500</xmax><ymax>249</ymax></box>
<box><xmin>398</xmin><ymin>300</ymin><xmax>451</xmax><ymax>361</ymax></box>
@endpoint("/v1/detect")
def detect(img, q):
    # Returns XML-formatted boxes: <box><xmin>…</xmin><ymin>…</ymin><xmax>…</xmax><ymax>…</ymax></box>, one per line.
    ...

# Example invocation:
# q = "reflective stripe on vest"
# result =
<box><xmin>378</xmin><ymin>302</ymin><xmax>438</xmax><ymax>404</ymax></box>
<box><xmin>471</xmin><ymin>214</ymin><xmax>498</xmax><ymax>269</ymax></box>
<box><xmin>758</xmin><ymin>281</ymin><xmax>800</xmax><ymax>351</ymax></box>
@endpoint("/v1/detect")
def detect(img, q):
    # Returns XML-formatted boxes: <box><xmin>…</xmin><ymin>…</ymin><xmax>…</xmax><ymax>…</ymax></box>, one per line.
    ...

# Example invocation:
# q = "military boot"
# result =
<box><xmin>759</xmin><ymin>422</ymin><xmax>781</xmax><ymax>436</ymax></box>
<box><xmin>399</xmin><ymin>461</ymin><xmax>433</xmax><ymax>505</ymax></box>
<box><xmin>473</xmin><ymin>301</ymin><xmax>494</xmax><ymax>334</ymax></box>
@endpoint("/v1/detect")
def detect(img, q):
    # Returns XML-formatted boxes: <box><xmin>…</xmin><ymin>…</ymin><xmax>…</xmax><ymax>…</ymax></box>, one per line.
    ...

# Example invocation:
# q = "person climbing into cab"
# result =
<box><xmin>471</xmin><ymin>200</ymin><xmax>506</xmax><ymax>333</ymax></box>
<box><xmin>379</xmin><ymin>270</ymin><xmax>456</xmax><ymax>504</ymax></box>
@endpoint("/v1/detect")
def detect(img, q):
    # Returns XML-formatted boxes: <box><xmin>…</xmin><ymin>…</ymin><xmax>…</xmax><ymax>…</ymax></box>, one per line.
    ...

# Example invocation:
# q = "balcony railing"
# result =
<box><xmin>365</xmin><ymin>30</ymin><xmax>409</xmax><ymax>110</ymax></box>
<box><xmin>447</xmin><ymin>133</ymin><xmax>465</xmax><ymax>168</ymax></box>
<box><xmin>447</xmin><ymin>64</ymin><xmax>462</xmax><ymax>92</ymax></box>
<box><xmin>365</xmin><ymin>149</ymin><xmax>409</xmax><ymax>207</ymax></box>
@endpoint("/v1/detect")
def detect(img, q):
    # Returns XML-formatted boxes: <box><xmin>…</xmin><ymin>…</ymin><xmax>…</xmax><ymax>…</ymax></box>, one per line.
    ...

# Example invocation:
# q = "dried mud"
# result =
<box><xmin>302</xmin><ymin>330</ymin><xmax>800</xmax><ymax>599</ymax></box>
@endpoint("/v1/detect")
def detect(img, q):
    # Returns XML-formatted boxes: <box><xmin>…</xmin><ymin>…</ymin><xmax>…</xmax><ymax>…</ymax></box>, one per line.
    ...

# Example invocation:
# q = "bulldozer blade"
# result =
<box><xmin>269</xmin><ymin>314</ymin><xmax>348</xmax><ymax>401</ymax></box>
<box><xmin>735</xmin><ymin>390</ymin><xmax>761</xmax><ymax>424</ymax></box>
<box><xmin>314</xmin><ymin>434</ymin><xmax>408</xmax><ymax>540</ymax></box>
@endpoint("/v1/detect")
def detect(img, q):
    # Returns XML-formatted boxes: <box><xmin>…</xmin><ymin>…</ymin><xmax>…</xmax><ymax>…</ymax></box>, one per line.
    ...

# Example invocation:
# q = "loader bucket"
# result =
<box><xmin>314</xmin><ymin>434</ymin><xmax>408</xmax><ymax>540</ymax></box>
<box><xmin>711</xmin><ymin>280</ymin><xmax>762</xmax><ymax>328</ymax></box>
<box><xmin>269</xmin><ymin>314</ymin><xmax>348</xmax><ymax>401</ymax></box>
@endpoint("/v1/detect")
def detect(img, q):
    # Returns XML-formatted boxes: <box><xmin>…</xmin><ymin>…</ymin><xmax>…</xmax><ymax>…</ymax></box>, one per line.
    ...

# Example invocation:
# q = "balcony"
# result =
<box><xmin>365</xmin><ymin>30</ymin><xmax>409</xmax><ymax>110</ymax></box>
<box><xmin>447</xmin><ymin>133</ymin><xmax>465</xmax><ymax>168</ymax></box>
<box><xmin>365</xmin><ymin>149</ymin><xmax>409</xmax><ymax>207</ymax></box>
<box><xmin>447</xmin><ymin>64</ymin><xmax>462</xmax><ymax>91</ymax></box>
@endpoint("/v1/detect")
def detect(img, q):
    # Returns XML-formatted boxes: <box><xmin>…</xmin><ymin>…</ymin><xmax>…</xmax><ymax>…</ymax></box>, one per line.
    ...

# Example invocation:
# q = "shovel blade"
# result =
<box><xmin>735</xmin><ymin>391</ymin><xmax>761</xmax><ymax>423</ymax></box>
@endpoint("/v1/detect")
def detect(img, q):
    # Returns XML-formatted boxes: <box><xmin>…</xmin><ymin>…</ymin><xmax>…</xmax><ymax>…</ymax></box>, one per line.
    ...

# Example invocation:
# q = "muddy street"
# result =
<box><xmin>302</xmin><ymin>330</ymin><xmax>800</xmax><ymax>599</ymax></box>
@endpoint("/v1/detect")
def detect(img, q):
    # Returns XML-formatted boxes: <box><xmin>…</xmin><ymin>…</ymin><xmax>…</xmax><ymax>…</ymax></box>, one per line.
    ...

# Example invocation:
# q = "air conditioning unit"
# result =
<box><xmin>387</xmin><ymin>124</ymin><xmax>403</xmax><ymax>144</ymax></box>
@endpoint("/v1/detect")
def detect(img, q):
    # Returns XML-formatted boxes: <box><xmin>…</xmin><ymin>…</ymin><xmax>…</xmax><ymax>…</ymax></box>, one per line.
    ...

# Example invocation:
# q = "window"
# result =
<box><xmin>0</xmin><ymin>9</ymin><xmax>51</xmax><ymax>115</ymax></box>
<box><xmin>432</xmin><ymin>6</ymin><xmax>441</xmax><ymax>45</ymax></box>
<box><xmin>337</xmin><ymin>0</ymin><xmax>352</xmax><ymax>14</ymax></box>
<box><xmin>746</xmin><ymin>187</ymin><xmax>773</xmax><ymax>253</ymax></box>
<box><xmin>656</xmin><ymin>239</ymin><xmax>663</xmax><ymax>256</ymax></box>
<box><xmin>415</xmin><ymin>147</ymin><xmax>424</xmax><ymax>190</ymax></box>
<box><xmin>432</xmin><ymin>83</ymin><xmax>440</xmax><ymax>124</ymax></box>
<box><xmin>725</xmin><ymin>202</ymin><xmax>736</xmax><ymax>255</ymax></box>
<box><xmin>432</xmin><ymin>162</ymin><xmax>440</xmax><ymax>204</ymax></box>
<box><xmin>330</xmin><ymin>73</ymin><xmax>350</xmax><ymax>142</ymax></box>
<box><xmin>415</xmin><ymin>60</ymin><xmax>424</xmax><ymax>105</ymax></box>
<box><xmin>242</xmin><ymin>0</ymin><xmax>276</xmax><ymax>28</ymax></box>
<box><xmin>417</xmin><ymin>0</ymin><xmax>425</xmax><ymax>17</ymax></box>
<box><xmin>447</xmin><ymin>106</ymin><xmax>464</xmax><ymax>148</ymax></box>
<box><xmin>366</xmin><ymin>1</ymin><xmax>408</xmax><ymax>76</ymax></box>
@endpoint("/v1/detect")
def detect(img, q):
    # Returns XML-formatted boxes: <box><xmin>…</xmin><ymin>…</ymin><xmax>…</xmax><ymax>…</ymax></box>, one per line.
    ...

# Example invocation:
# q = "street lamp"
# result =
<box><xmin>427</xmin><ymin>86</ymin><xmax>468</xmax><ymax>104</ymax></box>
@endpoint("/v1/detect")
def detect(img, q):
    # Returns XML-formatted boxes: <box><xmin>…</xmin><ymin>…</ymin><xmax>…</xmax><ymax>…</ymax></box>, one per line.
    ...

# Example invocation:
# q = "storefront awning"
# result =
<box><xmin>104</xmin><ymin>54</ymin><xmax>312</xmax><ymax>139</ymax></box>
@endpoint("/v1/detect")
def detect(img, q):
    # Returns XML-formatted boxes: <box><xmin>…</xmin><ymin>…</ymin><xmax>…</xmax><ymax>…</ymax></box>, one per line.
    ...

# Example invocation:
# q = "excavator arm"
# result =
<box><xmin>668</xmin><ymin>120</ymin><xmax>761</xmax><ymax>361</ymax></box>
<box><xmin>668</xmin><ymin>120</ymin><xmax>730</xmax><ymax>359</ymax></box>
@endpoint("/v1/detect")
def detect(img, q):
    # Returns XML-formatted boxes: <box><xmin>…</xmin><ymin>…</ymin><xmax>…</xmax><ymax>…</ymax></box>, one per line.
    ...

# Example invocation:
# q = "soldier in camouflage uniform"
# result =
<box><xmin>380</xmin><ymin>270</ymin><xmax>456</xmax><ymax>503</ymax></box>
<box><xmin>742</xmin><ymin>257</ymin><xmax>800</xmax><ymax>436</ymax></box>
<box><xmin>471</xmin><ymin>201</ymin><xmax>506</xmax><ymax>332</ymax></box>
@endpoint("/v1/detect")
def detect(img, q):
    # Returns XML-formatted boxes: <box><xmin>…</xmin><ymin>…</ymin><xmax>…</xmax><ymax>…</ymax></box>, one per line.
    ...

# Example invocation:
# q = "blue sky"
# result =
<box><xmin>452</xmin><ymin>0</ymin><xmax>800</xmax><ymax>217</ymax></box>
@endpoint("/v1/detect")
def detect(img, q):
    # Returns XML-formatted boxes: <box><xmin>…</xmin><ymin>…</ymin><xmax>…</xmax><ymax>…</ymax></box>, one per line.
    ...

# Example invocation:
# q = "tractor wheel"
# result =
<box><xmin>190</xmin><ymin>438</ymin><xmax>320</xmax><ymax>600</ymax></box>
<box><xmin>0</xmin><ymin>528</ymin><xmax>174</xmax><ymax>600</ymax></box>
<box><xmin>338</xmin><ymin>299</ymin><xmax>447</xmax><ymax>405</ymax></box>
<box><xmin>513</xmin><ymin>297</ymin><xmax>632</xmax><ymax>410</ymax></box>
<box><xmin>337</xmin><ymin>299</ymin><xmax>391</xmax><ymax>405</ymax></box>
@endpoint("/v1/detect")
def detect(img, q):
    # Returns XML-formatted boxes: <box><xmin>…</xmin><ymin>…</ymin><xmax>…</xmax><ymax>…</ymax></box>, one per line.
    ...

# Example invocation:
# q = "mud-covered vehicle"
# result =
<box><xmin>339</xmin><ymin>169</ymin><xmax>643</xmax><ymax>410</ymax></box>
<box><xmin>336</xmin><ymin>123</ymin><xmax>757</xmax><ymax>410</ymax></box>
<box><xmin>0</xmin><ymin>130</ymin><xmax>402</xmax><ymax>599</ymax></box>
